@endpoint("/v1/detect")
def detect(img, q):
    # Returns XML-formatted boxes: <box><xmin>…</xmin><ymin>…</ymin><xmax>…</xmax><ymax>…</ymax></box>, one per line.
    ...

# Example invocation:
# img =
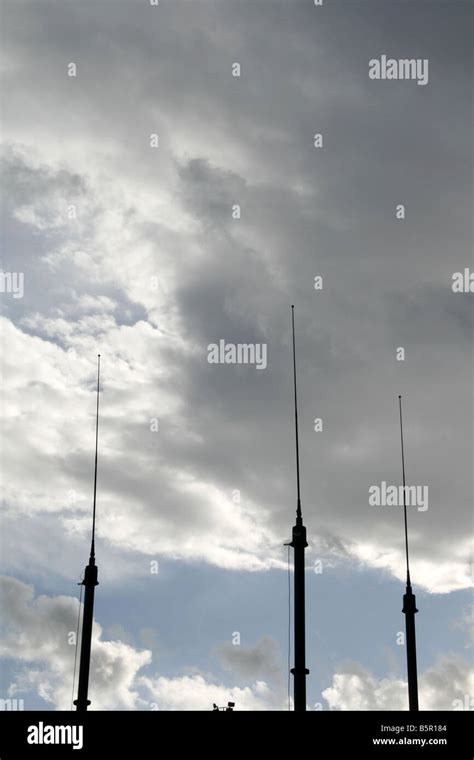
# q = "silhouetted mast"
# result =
<box><xmin>74</xmin><ymin>355</ymin><xmax>101</xmax><ymax>712</ymax></box>
<box><xmin>398</xmin><ymin>395</ymin><xmax>419</xmax><ymax>712</ymax></box>
<box><xmin>289</xmin><ymin>306</ymin><xmax>309</xmax><ymax>711</ymax></box>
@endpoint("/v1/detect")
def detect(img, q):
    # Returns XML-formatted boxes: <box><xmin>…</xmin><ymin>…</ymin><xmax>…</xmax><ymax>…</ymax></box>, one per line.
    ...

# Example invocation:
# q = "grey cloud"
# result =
<box><xmin>216</xmin><ymin>635</ymin><xmax>284</xmax><ymax>689</ymax></box>
<box><xmin>0</xmin><ymin>2</ymin><xmax>471</xmax><ymax>590</ymax></box>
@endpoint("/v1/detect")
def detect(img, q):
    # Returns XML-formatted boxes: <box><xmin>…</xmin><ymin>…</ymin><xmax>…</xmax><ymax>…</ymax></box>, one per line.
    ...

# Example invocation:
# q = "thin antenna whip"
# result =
<box><xmin>291</xmin><ymin>306</ymin><xmax>302</xmax><ymax>522</ymax></box>
<box><xmin>398</xmin><ymin>395</ymin><xmax>411</xmax><ymax>586</ymax></box>
<box><xmin>91</xmin><ymin>354</ymin><xmax>100</xmax><ymax>560</ymax></box>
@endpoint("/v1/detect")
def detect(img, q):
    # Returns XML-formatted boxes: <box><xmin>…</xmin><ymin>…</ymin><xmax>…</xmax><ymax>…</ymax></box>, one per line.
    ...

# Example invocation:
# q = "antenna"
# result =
<box><xmin>287</xmin><ymin>306</ymin><xmax>309</xmax><ymax>711</ymax></box>
<box><xmin>398</xmin><ymin>395</ymin><xmax>419</xmax><ymax>711</ymax></box>
<box><xmin>74</xmin><ymin>355</ymin><xmax>101</xmax><ymax>712</ymax></box>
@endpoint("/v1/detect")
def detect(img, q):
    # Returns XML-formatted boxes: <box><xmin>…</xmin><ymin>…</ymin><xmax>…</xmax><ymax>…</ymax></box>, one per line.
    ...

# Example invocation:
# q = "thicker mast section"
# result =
<box><xmin>74</xmin><ymin>559</ymin><xmax>98</xmax><ymax>712</ymax></box>
<box><xmin>403</xmin><ymin>583</ymin><xmax>419</xmax><ymax>712</ymax></box>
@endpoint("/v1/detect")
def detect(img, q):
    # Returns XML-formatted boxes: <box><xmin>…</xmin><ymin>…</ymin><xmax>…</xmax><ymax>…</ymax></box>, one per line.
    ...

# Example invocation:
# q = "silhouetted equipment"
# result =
<box><xmin>398</xmin><ymin>395</ymin><xmax>419</xmax><ymax>712</ymax></box>
<box><xmin>287</xmin><ymin>306</ymin><xmax>309</xmax><ymax>712</ymax></box>
<box><xmin>212</xmin><ymin>702</ymin><xmax>235</xmax><ymax>711</ymax></box>
<box><xmin>74</xmin><ymin>355</ymin><xmax>101</xmax><ymax>712</ymax></box>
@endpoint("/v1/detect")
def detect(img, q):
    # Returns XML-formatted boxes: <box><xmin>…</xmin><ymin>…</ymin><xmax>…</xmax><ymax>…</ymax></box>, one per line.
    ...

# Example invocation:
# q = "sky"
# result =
<box><xmin>0</xmin><ymin>0</ymin><xmax>472</xmax><ymax>711</ymax></box>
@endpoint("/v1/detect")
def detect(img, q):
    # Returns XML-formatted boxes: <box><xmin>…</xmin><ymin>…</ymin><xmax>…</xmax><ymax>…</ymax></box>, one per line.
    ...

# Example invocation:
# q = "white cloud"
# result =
<box><xmin>140</xmin><ymin>674</ymin><xmax>278</xmax><ymax>711</ymax></box>
<box><xmin>0</xmin><ymin>575</ymin><xmax>151</xmax><ymax>710</ymax></box>
<box><xmin>0</xmin><ymin>576</ymin><xmax>283</xmax><ymax>711</ymax></box>
<box><xmin>0</xmin><ymin>315</ymin><xmax>280</xmax><ymax>574</ymax></box>
<box><xmin>349</xmin><ymin>540</ymin><xmax>473</xmax><ymax>595</ymax></box>
<box><xmin>322</xmin><ymin>658</ymin><xmax>474</xmax><ymax>711</ymax></box>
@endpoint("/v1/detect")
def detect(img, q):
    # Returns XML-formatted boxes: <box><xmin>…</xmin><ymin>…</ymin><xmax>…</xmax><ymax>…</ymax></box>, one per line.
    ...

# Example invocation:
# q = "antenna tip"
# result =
<box><xmin>291</xmin><ymin>304</ymin><xmax>294</xmax><ymax>309</ymax></box>
<box><xmin>98</xmin><ymin>353</ymin><xmax>101</xmax><ymax>358</ymax></box>
<box><xmin>398</xmin><ymin>394</ymin><xmax>401</xmax><ymax>399</ymax></box>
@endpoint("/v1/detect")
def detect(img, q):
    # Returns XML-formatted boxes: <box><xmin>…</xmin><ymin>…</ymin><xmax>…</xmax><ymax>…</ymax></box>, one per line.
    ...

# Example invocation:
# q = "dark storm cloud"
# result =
<box><xmin>0</xmin><ymin>0</ymin><xmax>472</xmax><ymax>587</ymax></box>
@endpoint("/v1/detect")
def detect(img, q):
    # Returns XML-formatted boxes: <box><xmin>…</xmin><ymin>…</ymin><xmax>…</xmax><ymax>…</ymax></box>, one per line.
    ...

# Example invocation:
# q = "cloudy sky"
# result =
<box><xmin>0</xmin><ymin>0</ymin><xmax>472</xmax><ymax>711</ymax></box>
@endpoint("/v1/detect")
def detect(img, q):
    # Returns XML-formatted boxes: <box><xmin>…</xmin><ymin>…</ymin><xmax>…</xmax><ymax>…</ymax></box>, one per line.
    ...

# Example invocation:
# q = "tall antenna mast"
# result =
<box><xmin>287</xmin><ymin>306</ymin><xmax>309</xmax><ymax>711</ymax></box>
<box><xmin>74</xmin><ymin>355</ymin><xmax>101</xmax><ymax>712</ymax></box>
<box><xmin>398</xmin><ymin>395</ymin><xmax>419</xmax><ymax>712</ymax></box>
